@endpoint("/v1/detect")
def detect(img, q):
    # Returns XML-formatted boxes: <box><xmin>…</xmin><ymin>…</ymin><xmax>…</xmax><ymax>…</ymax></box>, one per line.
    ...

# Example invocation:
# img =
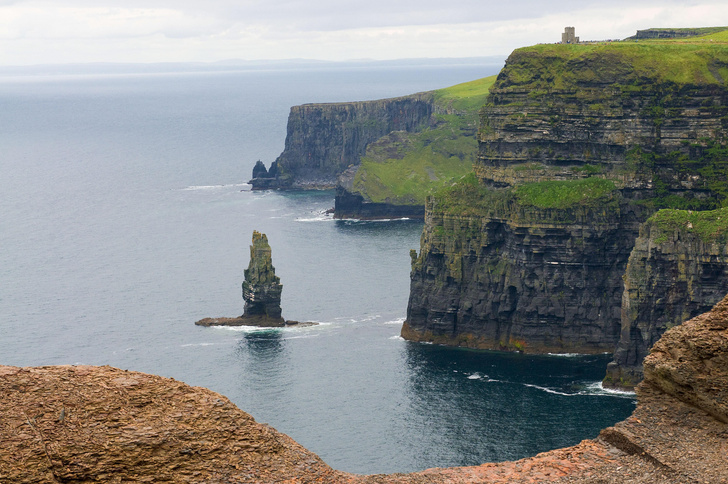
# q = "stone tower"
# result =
<box><xmin>562</xmin><ymin>27</ymin><xmax>579</xmax><ymax>44</ymax></box>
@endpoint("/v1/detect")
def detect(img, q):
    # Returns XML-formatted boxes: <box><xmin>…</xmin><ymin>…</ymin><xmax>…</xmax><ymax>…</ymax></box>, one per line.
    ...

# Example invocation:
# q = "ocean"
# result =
<box><xmin>0</xmin><ymin>60</ymin><xmax>635</xmax><ymax>475</ymax></box>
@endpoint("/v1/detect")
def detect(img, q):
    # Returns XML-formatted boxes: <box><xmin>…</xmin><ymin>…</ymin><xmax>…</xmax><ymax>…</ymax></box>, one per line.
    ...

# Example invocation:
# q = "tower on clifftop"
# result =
<box><xmin>562</xmin><ymin>27</ymin><xmax>579</xmax><ymax>44</ymax></box>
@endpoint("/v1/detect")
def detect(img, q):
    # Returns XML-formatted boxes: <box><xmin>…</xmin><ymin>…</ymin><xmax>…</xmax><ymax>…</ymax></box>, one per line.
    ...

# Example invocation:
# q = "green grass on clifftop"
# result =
<box><xmin>498</xmin><ymin>33</ymin><xmax>728</xmax><ymax>90</ymax></box>
<box><xmin>352</xmin><ymin>75</ymin><xmax>496</xmax><ymax>205</ymax></box>
<box><xmin>650</xmin><ymin>207</ymin><xmax>728</xmax><ymax>244</ymax></box>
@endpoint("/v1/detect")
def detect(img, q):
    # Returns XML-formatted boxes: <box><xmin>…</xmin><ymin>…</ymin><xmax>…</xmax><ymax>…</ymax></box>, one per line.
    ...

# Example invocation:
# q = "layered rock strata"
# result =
<box><xmin>404</xmin><ymin>39</ymin><xmax>728</xmax><ymax>354</ymax></box>
<box><xmin>250</xmin><ymin>93</ymin><xmax>435</xmax><ymax>190</ymax></box>
<box><xmin>403</xmin><ymin>187</ymin><xmax>644</xmax><ymax>353</ymax></box>
<box><xmin>196</xmin><ymin>231</ymin><xmax>292</xmax><ymax>327</ymax></box>
<box><xmin>605</xmin><ymin>208</ymin><xmax>728</xmax><ymax>389</ymax></box>
<box><xmin>3</xmin><ymin>294</ymin><xmax>727</xmax><ymax>483</ymax></box>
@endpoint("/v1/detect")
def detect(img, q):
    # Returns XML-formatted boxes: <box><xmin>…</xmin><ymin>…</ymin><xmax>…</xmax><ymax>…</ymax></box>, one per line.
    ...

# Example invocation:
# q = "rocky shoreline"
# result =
<box><xmin>3</xmin><ymin>294</ymin><xmax>726</xmax><ymax>482</ymax></box>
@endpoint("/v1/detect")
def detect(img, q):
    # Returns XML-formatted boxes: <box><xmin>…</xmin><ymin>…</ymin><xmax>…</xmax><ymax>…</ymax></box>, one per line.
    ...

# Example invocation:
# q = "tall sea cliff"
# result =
<box><xmin>404</xmin><ymin>31</ymin><xmax>728</xmax><ymax>380</ymax></box>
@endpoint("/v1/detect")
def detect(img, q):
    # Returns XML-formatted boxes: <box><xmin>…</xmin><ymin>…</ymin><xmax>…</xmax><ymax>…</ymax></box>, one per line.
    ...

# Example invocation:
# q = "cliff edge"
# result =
<box><xmin>2</xmin><ymin>294</ymin><xmax>727</xmax><ymax>483</ymax></box>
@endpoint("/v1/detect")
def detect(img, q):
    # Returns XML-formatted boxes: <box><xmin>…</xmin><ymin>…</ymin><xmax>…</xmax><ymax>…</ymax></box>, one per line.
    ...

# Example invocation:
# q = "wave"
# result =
<box><xmin>180</xmin><ymin>342</ymin><xmax>217</xmax><ymax>347</ymax></box>
<box><xmin>337</xmin><ymin>217</ymin><xmax>412</xmax><ymax>223</ymax></box>
<box><xmin>295</xmin><ymin>210</ymin><xmax>334</xmax><ymax>222</ymax></box>
<box><xmin>181</xmin><ymin>183</ymin><xmax>249</xmax><ymax>191</ymax></box>
<box><xmin>521</xmin><ymin>381</ymin><xmax>637</xmax><ymax>399</ymax></box>
<box><xmin>546</xmin><ymin>352</ymin><xmax>588</xmax><ymax>357</ymax></box>
<box><xmin>382</xmin><ymin>317</ymin><xmax>405</xmax><ymax>326</ymax></box>
<box><xmin>389</xmin><ymin>335</ymin><xmax>404</xmax><ymax>341</ymax></box>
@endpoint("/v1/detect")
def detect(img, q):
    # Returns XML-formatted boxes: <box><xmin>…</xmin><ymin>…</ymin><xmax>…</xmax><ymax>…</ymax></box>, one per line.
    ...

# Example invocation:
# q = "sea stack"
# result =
<box><xmin>195</xmin><ymin>231</ymin><xmax>288</xmax><ymax>327</ymax></box>
<box><xmin>240</xmin><ymin>231</ymin><xmax>285</xmax><ymax>326</ymax></box>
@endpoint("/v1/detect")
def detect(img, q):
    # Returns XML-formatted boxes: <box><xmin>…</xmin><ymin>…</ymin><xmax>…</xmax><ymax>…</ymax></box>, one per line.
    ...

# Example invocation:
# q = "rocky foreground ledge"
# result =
<box><xmin>3</xmin><ymin>298</ymin><xmax>728</xmax><ymax>483</ymax></box>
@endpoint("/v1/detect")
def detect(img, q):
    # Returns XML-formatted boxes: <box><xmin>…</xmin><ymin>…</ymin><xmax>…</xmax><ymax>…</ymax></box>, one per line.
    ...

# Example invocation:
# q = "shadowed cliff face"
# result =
<box><xmin>2</xmin><ymin>294</ymin><xmax>726</xmax><ymax>483</ymax></box>
<box><xmin>404</xmin><ymin>194</ymin><xmax>644</xmax><ymax>353</ymax></box>
<box><xmin>605</xmin><ymin>209</ymin><xmax>728</xmax><ymax>389</ymax></box>
<box><xmin>257</xmin><ymin>93</ymin><xmax>435</xmax><ymax>189</ymax></box>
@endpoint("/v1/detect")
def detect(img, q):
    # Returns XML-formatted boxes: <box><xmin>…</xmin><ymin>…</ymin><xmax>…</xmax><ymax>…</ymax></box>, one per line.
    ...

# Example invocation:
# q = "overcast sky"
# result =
<box><xmin>1</xmin><ymin>0</ymin><xmax>727</xmax><ymax>65</ymax></box>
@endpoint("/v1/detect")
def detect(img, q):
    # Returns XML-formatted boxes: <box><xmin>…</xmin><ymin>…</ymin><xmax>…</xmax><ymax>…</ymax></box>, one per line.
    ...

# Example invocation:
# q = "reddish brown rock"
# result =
<box><xmin>2</xmin><ymin>295</ymin><xmax>727</xmax><ymax>483</ymax></box>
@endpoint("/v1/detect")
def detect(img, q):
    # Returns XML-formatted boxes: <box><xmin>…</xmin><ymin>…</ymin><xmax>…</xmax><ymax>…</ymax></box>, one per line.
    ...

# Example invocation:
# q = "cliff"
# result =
<box><xmin>250</xmin><ymin>93</ymin><xmax>435</xmax><ymax>189</ymax></box>
<box><xmin>252</xmin><ymin>76</ymin><xmax>495</xmax><ymax>220</ymax></box>
<box><xmin>404</xmin><ymin>31</ymin><xmax>728</xmax><ymax>354</ymax></box>
<box><xmin>335</xmin><ymin>76</ymin><xmax>495</xmax><ymax>219</ymax></box>
<box><xmin>403</xmin><ymin>175</ymin><xmax>645</xmax><ymax>353</ymax></box>
<box><xmin>605</xmin><ymin>207</ymin><xmax>728</xmax><ymax>388</ymax></box>
<box><xmin>3</xmin><ymin>293</ymin><xmax>727</xmax><ymax>483</ymax></box>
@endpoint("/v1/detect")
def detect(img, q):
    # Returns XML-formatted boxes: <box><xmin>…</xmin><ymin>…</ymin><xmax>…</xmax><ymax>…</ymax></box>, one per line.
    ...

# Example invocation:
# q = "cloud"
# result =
<box><xmin>0</xmin><ymin>0</ymin><xmax>727</xmax><ymax>64</ymax></box>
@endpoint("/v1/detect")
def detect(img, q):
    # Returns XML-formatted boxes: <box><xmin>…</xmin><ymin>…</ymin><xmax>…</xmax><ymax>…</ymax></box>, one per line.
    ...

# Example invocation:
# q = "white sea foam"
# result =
<box><xmin>296</xmin><ymin>210</ymin><xmax>334</xmax><ymax>222</ymax></box>
<box><xmin>467</xmin><ymin>372</ymin><xmax>486</xmax><ymax>380</ymax></box>
<box><xmin>181</xmin><ymin>183</ymin><xmax>249</xmax><ymax>191</ymax></box>
<box><xmin>180</xmin><ymin>342</ymin><xmax>216</xmax><ymax>347</ymax></box>
<box><xmin>546</xmin><ymin>352</ymin><xmax>586</xmax><ymax>357</ymax></box>
<box><xmin>383</xmin><ymin>317</ymin><xmax>406</xmax><ymax>326</ymax></box>
<box><xmin>583</xmin><ymin>381</ymin><xmax>637</xmax><ymax>398</ymax></box>
<box><xmin>520</xmin><ymin>381</ymin><xmax>637</xmax><ymax>399</ymax></box>
<box><xmin>523</xmin><ymin>383</ymin><xmax>573</xmax><ymax>396</ymax></box>
<box><xmin>389</xmin><ymin>335</ymin><xmax>404</xmax><ymax>341</ymax></box>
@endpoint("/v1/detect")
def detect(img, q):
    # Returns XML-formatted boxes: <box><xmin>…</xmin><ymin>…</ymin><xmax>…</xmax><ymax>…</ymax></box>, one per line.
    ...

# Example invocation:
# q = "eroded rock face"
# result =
<box><xmin>241</xmin><ymin>231</ymin><xmax>284</xmax><ymax>326</ymax></box>
<box><xmin>0</xmin><ymin>365</ymin><xmax>340</xmax><ymax>483</ymax></box>
<box><xmin>643</xmin><ymin>293</ymin><xmax>728</xmax><ymax>424</ymax></box>
<box><xmin>605</xmin><ymin>216</ymin><xmax>728</xmax><ymax>389</ymax></box>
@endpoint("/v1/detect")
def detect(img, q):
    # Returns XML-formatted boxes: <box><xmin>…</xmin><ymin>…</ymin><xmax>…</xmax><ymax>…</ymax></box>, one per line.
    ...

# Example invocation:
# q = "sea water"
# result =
<box><xmin>0</xmin><ymin>61</ymin><xmax>635</xmax><ymax>475</ymax></box>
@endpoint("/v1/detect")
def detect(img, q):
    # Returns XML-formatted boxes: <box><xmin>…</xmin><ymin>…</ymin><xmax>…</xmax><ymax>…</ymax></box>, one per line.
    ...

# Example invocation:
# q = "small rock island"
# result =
<box><xmin>196</xmin><ymin>231</ymin><xmax>313</xmax><ymax>327</ymax></box>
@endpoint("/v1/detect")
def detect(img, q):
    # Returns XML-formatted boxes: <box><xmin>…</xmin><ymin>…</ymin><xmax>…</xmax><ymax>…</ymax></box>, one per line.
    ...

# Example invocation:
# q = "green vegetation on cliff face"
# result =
<box><xmin>479</xmin><ymin>32</ymin><xmax>728</xmax><ymax>211</ymax></box>
<box><xmin>350</xmin><ymin>76</ymin><xmax>496</xmax><ymax>205</ymax></box>
<box><xmin>649</xmin><ymin>206</ymin><xmax>728</xmax><ymax>243</ymax></box>
<box><xmin>432</xmin><ymin>174</ymin><xmax>618</xmax><ymax>218</ymax></box>
<box><xmin>406</xmin><ymin>30</ymin><xmax>728</xmax><ymax>355</ymax></box>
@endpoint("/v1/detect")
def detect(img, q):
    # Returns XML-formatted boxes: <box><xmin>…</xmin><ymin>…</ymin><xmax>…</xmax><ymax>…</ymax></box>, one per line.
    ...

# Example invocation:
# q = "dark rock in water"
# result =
<box><xmin>251</xmin><ymin>160</ymin><xmax>269</xmax><ymax>179</ymax></box>
<box><xmin>334</xmin><ymin>186</ymin><xmax>424</xmax><ymax>220</ymax></box>
<box><xmin>241</xmin><ymin>231</ymin><xmax>284</xmax><ymax>326</ymax></box>
<box><xmin>194</xmin><ymin>231</ymin><xmax>318</xmax><ymax>328</ymax></box>
<box><xmin>249</xmin><ymin>161</ymin><xmax>279</xmax><ymax>190</ymax></box>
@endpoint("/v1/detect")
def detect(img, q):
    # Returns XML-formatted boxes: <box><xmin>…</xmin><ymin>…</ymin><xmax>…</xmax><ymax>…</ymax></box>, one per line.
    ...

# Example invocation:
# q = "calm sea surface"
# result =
<box><xmin>0</xmin><ymin>62</ymin><xmax>635</xmax><ymax>475</ymax></box>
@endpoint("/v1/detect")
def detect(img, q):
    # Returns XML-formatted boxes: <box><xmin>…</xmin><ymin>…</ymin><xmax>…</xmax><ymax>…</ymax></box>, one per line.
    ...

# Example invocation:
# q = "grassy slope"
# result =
<box><xmin>351</xmin><ymin>76</ymin><xmax>496</xmax><ymax>205</ymax></box>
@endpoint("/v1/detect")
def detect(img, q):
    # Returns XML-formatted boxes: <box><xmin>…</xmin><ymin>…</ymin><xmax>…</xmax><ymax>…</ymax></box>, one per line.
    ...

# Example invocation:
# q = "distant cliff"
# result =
<box><xmin>3</xmin><ymin>293</ymin><xmax>727</xmax><ymax>482</ymax></box>
<box><xmin>404</xmin><ymin>33</ymin><xmax>728</xmax><ymax>355</ymax></box>
<box><xmin>605</xmin><ymin>207</ymin><xmax>728</xmax><ymax>388</ymax></box>
<box><xmin>251</xmin><ymin>76</ymin><xmax>496</xmax><ymax>220</ymax></box>
<box><xmin>250</xmin><ymin>93</ymin><xmax>435</xmax><ymax>189</ymax></box>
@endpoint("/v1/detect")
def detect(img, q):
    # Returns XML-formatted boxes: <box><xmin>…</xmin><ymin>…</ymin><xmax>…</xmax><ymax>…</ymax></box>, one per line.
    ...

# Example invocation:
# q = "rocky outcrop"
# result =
<box><xmin>0</xmin><ymin>364</ymin><xmax>341</xmax><ymax>483</ymax></box>
<box><xmin>334</xmin><ymin>186</ymin><xmax>424</xmax><ymax>220</ymax></box>
<box><xmin>477</xmin><ymin>45</ymin><xmax>728</xmax><ymax>201</ymax></box>
<box><xmin>605</xmin><ymin>208</ymin><xmax>728</xmax><ymax>389</ymax></box>
<box><xmin>250</xmin><ymin>93</ymin><xmax>435</xmax><ymax>190</ymax></box>
<box><xmin>196</xmin><ymin>231</ymin><xmax>288</xmax><ymax>327</ymax></box>
<box><xmin>3</xmin><ymin>294</ymin><xmax>727</xmax><ymax>483</ymax></box>
<box><xmin>241</xmin><ymin>231</ymin><xmax>284</xmax><ymax>325</ymax></box>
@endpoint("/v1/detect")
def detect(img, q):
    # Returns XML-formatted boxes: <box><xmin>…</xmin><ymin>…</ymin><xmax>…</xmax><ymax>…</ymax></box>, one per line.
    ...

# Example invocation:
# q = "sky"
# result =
<box><xmin>1</xmin><ymin>0</ymin><xmax>727</xmax><ymax>66</ymax></box>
